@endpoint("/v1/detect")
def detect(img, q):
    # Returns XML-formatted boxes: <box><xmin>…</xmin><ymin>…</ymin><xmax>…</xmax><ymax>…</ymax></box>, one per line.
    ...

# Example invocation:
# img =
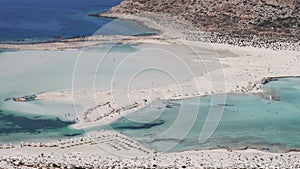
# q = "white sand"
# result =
<box><xmin>1</xmin><ymin>9</ymin><xmax>300</xmax><ymax>168</ymax></box>
<box><xmin>33</xmin><ymin>42</ymin><xmax>300</xmax><ymax>129</ymax></box>
<box><xmin>1</xmin><ymin>130</ymin><xmax>300</xmax><ymax>168</ymax></box>
<box><xmin>0</xmin><ymin>35</ymin><xmax>173</xmax><ymax>50</ymax></box>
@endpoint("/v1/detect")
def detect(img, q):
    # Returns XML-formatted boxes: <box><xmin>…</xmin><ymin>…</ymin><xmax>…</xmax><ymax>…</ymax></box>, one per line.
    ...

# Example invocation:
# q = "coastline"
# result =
<box><xmin>102</xmin><ymin>0</ymin><xmax>300</xmax><ymax>51</ymax></box>
<box><xmin>2</xmin><ymin>9</ymin><xmax>299</xmax><ymax>51</ymax></box>
<box><xmin>1</xmin><ymin>2</ymin><xmax>300</xmax><ymax>169</ymax></box>
<box><xmin>98</xmin><ymin>11</ymin><xmax>300</xmax><ymax>51</ymax></box>
<box><xmin>0</xmin><ymin>35</ymin><xmax>172</xmax><ymax>50</ymax></box>
<box><xmin>1</xmin><ymin>130</ymin><xmax>300</xmax><ymax>168</ymax></box>
<box><xmin>0</xmin><ymin>131</ymin><xmax>300</xmax><ymax>168</ymax></box>
<box><xmin>27</xmin><ymin>40</ymin><xmax>299</xmax><ymax>130</ymax></box>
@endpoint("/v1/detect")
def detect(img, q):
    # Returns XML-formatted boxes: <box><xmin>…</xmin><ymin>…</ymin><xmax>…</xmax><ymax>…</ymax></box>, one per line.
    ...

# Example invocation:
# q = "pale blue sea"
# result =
<box><xmin>105</xmin><ymin>78</ymin><xmax>300</xmax><ymax>153</ymax></box>
<box><xmin>0</xmin><ymin>0</ymin><xmax>157</xmax><ymax>142</ymax></box>
<box><xmin>0</xmin><ymin>1</ymin><xmax>299</xmax><ymax>152</ymax></box>
<box><xmin>0</xmin><ymin>45</ymin><xmax>300</xmax><ymax>153</ymax></box>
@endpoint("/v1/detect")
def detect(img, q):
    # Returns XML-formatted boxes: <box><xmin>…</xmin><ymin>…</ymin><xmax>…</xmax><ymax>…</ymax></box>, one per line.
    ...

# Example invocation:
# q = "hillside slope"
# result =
<box><xmin>108</xmin><ymin>0</ymin><xmax>300</xmax><ymax>39</ymax></box>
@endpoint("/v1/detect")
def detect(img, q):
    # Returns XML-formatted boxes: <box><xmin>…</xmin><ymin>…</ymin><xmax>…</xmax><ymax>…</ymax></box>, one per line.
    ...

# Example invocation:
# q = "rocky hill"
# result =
<box><xmin>108</xmin><ymin>0</ymin><xmax>300</xmax><ymax>40</ymax></box>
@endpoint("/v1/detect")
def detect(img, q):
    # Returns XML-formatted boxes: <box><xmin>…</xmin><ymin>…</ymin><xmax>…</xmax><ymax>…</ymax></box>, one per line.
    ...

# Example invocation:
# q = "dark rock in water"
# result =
<box><xmin>262</xmin><ymin>147</ymin><xmax>270</xmax><ymax>151</ymax></box>
<box><xmin>4</xmin><ymin>97</ymin><xmax>13</xmax><ymax>102</ymax></box>
<box><xmin>166</xmin><ymin>105</ymin><xmax>173</xmax><ymax>108</ymax></box>
<box><xmin>115</xmin><ymin>119</ymin><xmax>165</xmax><ymax>130</ymax></box>
<box><xmin>34</xmin><ymin>115</ymin><xmax>43</xmax><ymax>119</ymax></box>
<box><xmin>261</xmin><ymin>78</ymin><xmax>270</xmax><ymax>84</ymax></box>
<box><xmin>12</xmin><ymin>94</ymin><xmax>37</xmax><ymax>102</ymax></box>
<box><xmin>64</xmin><ymin>133</ymin><xmax>82</xmax><ymax>137</ymax></box>
<box><xmin>217</xmin><ymin>104</ymin><xmax>235</xmax><ymax>107</ymax></box>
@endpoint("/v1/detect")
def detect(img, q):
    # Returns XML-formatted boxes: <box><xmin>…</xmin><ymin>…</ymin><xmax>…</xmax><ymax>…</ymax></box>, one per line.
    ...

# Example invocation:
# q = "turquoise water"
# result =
<box><xmin>105</xmin><ymin>78</ymin><xmax>300</xmax><ymax>153</ymax></box>
<box><xmin>0</xmin><ymin>109</ymin><xmax>83</xmax><ymax>143</ymax></box>
<box><xmin>0</xmin><ymin>47</ymin><xmax>135</xmax><ymax>143</ymax></box>
<box><xmin>1</xmin><ymin>44</ymin><xmax>299</xmax><ymax>151</ymax></box>
<box><xmin>0</xmin><ymin>50</ymin><xmax>80</xmax><ymax>143</ymax></box>
<box><xmin>0</xmin><ymin>43</ymin><xmax>221</xmax><ymax>143</ymax></box>
<box><xmin>0</xmin><ymin>44</ymin><xmax>152</xmax><ymax>143</ymax></box>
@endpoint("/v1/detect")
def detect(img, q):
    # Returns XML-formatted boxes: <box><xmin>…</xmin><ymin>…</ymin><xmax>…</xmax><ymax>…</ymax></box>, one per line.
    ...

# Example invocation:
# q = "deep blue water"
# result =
<box><xmin>0</xmin><ymin>0</ymin><xmax>123</xmax><ymax>42</ymax></box>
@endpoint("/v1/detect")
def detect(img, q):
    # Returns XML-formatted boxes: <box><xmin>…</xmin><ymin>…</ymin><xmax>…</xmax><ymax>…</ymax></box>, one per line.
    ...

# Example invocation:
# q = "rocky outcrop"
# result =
<box><xmin>107</xmin><ymin>0</ymin><xmax>300</xmax><ymax>42</ymax></box>
<box><xmin>5</xmin><ymin>94</ymin><xmax>37</xmax><ymax>102</ymax></box>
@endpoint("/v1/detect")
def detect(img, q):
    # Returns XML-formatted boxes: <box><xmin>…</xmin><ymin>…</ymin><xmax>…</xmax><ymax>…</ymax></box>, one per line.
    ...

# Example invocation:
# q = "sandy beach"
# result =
<box><xmin>26</xmin><ymin>42</ymin><xmax>299</xmax><ymax>130</ymax></box>
<box><xmin>1</xmin><ymin>2</ymin><xmax>300</xmax><ymax>168</ymax></box>
<box><xmin>1</xmin><ymin>130</ymin><xmax>300</xmax><ymax>168</ymax></box>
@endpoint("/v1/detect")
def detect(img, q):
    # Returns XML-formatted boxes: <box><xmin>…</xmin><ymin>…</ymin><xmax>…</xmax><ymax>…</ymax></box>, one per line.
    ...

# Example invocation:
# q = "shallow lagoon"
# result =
<box><xmin>107</xmin><ymin>78</ymin><xmax>300</xmax><ymax>153</ymax></box>
<box><xmin>0</xmin><ymin>46</ymin><xmax>140</xmax><ymax>142</ymax></box>
<box><xmin>0</xmin><ymin>43</ymin><xmax>219</xmax><ymax>142</ymax></box>
<box><xmin>0</xmin><ymin>45</ymin><xmax>299</xmax><ymax>152</ymax></box>
<box><xmin>0</xmin><ymin>109</ymin><xmax>83</xmax><ymax>143</ymax></box>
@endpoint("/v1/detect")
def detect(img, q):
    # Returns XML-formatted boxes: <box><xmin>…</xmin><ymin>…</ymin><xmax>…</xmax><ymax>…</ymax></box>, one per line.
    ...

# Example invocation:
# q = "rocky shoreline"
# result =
<box><xmin>1</xmin><ymin>130</ymin><xmax>300</xmax><ymax>168</ymax></box>
<box><xmin>1</xmin><ymin>1</ymin><xmax>299</xmax><ymax>51</ymax></box>
<box><xmin>1</xmin><ymin>151</ymin><xmax>300</xmax><ymax>168</ymax></box>
<box><xmin>100</xmin><ymin>0</ymin><xmax>300</xmax><ymax>51</ymax></box>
